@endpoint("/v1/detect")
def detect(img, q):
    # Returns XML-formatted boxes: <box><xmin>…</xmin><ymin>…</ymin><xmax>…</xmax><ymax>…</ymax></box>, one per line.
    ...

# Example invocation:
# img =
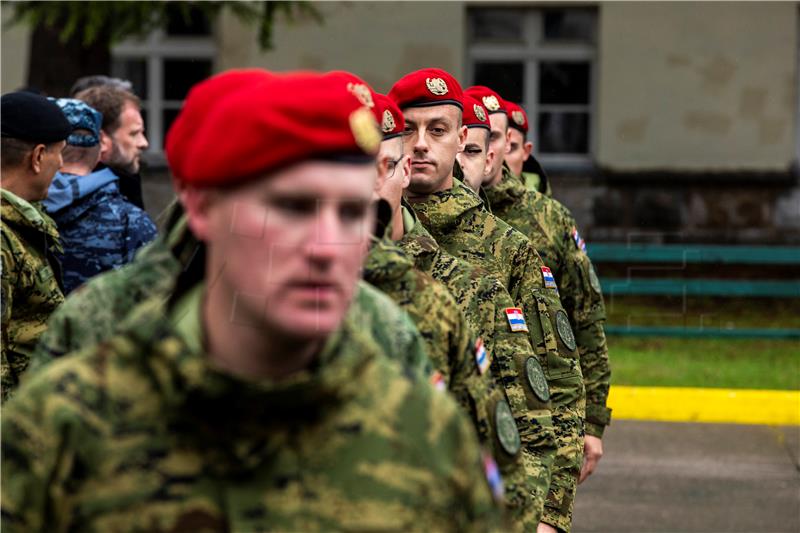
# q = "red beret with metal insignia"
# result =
<box><xmin>388</xmin><ymin>68</ymin><xmax>463</xmax><ymax>111</ymax></box>
<box><xmin>464</xmin><ymin>86</ymin><xmax>507</xmax><ymax>115</ymax></box>
<box><xmin>462</xmin><ymin>95</ymin><xmax>490</xmax><ymax>131</ymax></box>
<box><xmin>166</xmin><ymin>69</ymin><xmax>381</xmax><ymax>187</ymax></box>
<box><xmin>372</xmin><ymin>93</ymin><xmax>405</xmax><ymax>140</ymax></box>
<box><xmin>505</xmin><ymin>101</ymin><xmax>529</xmax><ymax>134</ymax></box>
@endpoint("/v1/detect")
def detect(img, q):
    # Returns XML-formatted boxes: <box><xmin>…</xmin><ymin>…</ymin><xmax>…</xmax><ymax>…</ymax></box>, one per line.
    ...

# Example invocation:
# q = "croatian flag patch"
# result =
<box><xmin>571</xmin><ymin>227</ymin><xmax>587</xmax><ymax>252</ymax></box>
<box><xmin>430</xmin><ymin>370</ymin><xmax>447</xmax><ymax>392</ymax></box>
<box><xmin>541</xmin><ymin>266</ymin><xmax>558</xmax><ymax>290</ymax></box>
<box><xmin>483</xmin><ymin>451</ymin><xmax>505</xmax><ymax>502</ymax></box>
<box><xmin>505</xmin><ymin>308</ymin><xmax>528</xmax><ymax>332</ymax></box>
<box><xmin>475</xmin><ymin>337</ymin><xmax>490</xmax><ymax>375</ymax></box>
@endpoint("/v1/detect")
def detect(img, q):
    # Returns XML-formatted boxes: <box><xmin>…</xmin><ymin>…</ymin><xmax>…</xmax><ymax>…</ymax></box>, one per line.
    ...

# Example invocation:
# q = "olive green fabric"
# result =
<box><xmin>408</xmin><ymin>178</ymin><xmax>585</xmax><ymax>532</ymax></box>
<box><xmin>1</xmin><ymin>283</ymin><xmax>502</xmax><ymax>532</ymax></box>
<box><xmin>398</xmin><ymin>205</ymin><xmax>556</xmax><ymax>528</ymax></box>
<box><xmin>486</xmin><ymin>166</ymin><xmax>611</xmax><ymax>438</ymax></box>
<box><xmin>1</xmin><ymin>189</ymin><xmax>64</xmax><ymax>402</ymax></box>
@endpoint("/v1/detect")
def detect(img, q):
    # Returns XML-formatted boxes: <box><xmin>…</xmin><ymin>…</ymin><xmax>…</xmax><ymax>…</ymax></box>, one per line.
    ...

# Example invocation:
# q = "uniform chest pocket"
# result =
<box><xmin>531</xmin><ymin>288</ymin><xmax>580</xmax><ymax>381</ymax></box>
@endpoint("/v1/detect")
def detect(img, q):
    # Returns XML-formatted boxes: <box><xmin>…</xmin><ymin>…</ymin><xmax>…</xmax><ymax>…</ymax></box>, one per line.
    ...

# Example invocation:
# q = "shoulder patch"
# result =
<box><xmin>571</xmin><ymin>227</ymin><xmax>587</xmax><ymax>253</ymax></box>
<box><xmin>504</xmin><ymin>307</ymin><xmax>528</xmax><ymax>332</ymax></box>
<box><xmin>474</xmin><ymin>337</ymin><xmax>490</xmax><ymax>375</ymax></box>
<box><xmin>541</xmin><ymin>266</ymin><xmax>558</xmax><ymax>290</ymax></box>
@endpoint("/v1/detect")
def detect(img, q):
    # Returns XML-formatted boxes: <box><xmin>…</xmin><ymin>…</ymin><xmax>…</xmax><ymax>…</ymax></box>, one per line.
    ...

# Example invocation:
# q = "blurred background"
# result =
<box><xmin>2</xmin><ymin>2</ymin><xmax>798</xmax><ymax>531</ymax></box>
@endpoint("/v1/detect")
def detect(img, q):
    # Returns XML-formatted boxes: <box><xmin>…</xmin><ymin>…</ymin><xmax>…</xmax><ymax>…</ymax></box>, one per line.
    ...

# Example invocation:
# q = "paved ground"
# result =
<box><xmin>573</xmin><ymin>420</ymin><xmax>800</xmax><ymax>532</ymax></box>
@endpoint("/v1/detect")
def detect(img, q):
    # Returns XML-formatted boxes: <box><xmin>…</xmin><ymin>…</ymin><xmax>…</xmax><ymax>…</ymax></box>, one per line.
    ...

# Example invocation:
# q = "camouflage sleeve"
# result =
<box><xmin>1</xmin><ymin>241</ymin><xmax>15</xmax><ymax>400</ymax></box>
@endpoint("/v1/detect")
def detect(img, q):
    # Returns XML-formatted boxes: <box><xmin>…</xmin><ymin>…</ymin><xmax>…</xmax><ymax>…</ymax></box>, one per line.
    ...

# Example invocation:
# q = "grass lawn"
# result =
<box><xmin>609</xmin><ymin>337</ymin><xmax>800</xmax><ymax>390</ymax></box>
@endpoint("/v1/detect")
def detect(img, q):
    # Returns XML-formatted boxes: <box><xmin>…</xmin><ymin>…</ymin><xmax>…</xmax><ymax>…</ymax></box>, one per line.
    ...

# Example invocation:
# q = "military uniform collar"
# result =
<box><xmin>364</xmin><ymin>236</ymin><xmax>417</xmax><ymax>284</ymax></box>
<box><xmin>410</xmin><ymin>178</ymin><xmax>484</xmax><ymax>234</ymax></box>
<box><xmin>1</xmin><ymin>188</ymin><xmax>60</xmax><ymax>241</ymax></box>
<box><xmin>484</xmin><ymin>164</ymin><xmax>527</xmax><ymax>210</ymax></box>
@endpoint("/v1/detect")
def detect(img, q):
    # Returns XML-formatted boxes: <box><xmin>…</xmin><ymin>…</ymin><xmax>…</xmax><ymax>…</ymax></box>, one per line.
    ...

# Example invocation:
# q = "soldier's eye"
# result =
<box><xmin>339</xmin><ymin>201</ymin><xmax>368</xmax><ymax>222</ymax></box>
<box><xmin>277</xmin><ymin>198</ymin><xmax>315</xmax><ymax>216</ymax></box>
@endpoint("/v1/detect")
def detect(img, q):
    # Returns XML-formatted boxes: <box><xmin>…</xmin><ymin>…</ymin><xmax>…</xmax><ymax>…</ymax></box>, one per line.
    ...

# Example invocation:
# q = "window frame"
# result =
<box><xmin>465</xmin><ymin>8</ymin><xmax>597</xmax><ymax>170</ymax></box>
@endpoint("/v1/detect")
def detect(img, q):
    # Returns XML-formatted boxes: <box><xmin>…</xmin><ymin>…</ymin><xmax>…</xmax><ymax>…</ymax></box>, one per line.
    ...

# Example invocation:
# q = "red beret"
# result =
<box><xmin>326</xmin><ymin>70</ymin><xmax>377</xmax><ymax>110</ymax></box>
<box><xmin>388</xmin><ymin>68</ymin><xmax>463</xmax><ymax>111</ymax></box>
<box><xmin>462</xmin><ymin>95</ymin><xmax>490</xmax><ymax>131</ymax></box>
<box><xmin>464</xmin><ymin>86</ymin><xmax>507</xmax><ymax>115</ymax></box>
<box><xmin>166</xmin><ymin>69</ymin><xmax>381</xmax><ymax>187</ymax></box>
<box><xmin>505</xmin><ymin>101</ymin><xmax>529</xmax><ymax>134</ymax></box>
<box><xmin>372</xmin><ymin>93</ymin><xmax>404</xmax><ymax>140</ymax></box>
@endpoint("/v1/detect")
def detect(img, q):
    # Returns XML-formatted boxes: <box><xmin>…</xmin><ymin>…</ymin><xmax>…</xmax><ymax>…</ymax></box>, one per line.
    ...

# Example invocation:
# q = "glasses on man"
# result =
<box><xmin>385</xmin><ymin>157</ymin><xmax>403</xmax><ymax>179</ymax></box>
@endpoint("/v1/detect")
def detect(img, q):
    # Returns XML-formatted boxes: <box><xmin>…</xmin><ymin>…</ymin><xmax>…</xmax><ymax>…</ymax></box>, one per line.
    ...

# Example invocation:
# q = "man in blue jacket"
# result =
<box><xmin>44</xmin><ymin>99</ymin><xmax>157</xmax><ymax>294</ymax></box>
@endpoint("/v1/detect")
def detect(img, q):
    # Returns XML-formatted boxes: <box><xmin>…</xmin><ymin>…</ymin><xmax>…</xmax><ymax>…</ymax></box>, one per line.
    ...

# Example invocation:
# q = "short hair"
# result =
<box><xmin>61</xmin><ymin>143</ymin><xmax>101</xmax><ymax>166</ymax></box>
<box><xmin>74</xmin><ymin>85</ymin><xmax>141</xmax><ymax>134</ymax></box>
<box><xmin>1</xmin><ymin>138</ymin><xmax>62</xmax><ymax>169</ymax></box>
<box><xmin>70</xmin><ymin>75</ymin><xmax>133</xmax><ymax>97</ymax></box>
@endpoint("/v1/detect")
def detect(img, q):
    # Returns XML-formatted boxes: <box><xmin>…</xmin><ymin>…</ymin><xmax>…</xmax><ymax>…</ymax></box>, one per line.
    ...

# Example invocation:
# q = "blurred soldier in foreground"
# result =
<box><xmin>75</xmin><ymin>84</ymin><xmax>148</xmax><ymax>208</ymax></box>
<box><xmin>0</xmin><ymin>91</ymin><xmax>70</xmax><ymax>401</ymax></box>
<box><xmin>43</xmin><ymin>98</ymin><xmax>157</xmax><ymax>294</ymax></box>
<box><xmin>2</xmin><ymin>70</ymin><xmax>499</xmax><ymax>531</ymax></box>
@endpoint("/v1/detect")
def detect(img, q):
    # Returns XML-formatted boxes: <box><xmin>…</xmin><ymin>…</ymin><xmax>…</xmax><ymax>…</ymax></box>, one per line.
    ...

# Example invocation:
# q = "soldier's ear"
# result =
<box><xmin>30</xmin><ymin>144</ymin><xmax>46</xmax><ymax>174</ymax></box>
<box><xmin>182</xmin><ymin>186</ymin><xmax>215</xmax><ymax>242</ymax></box>
<box><xmin>457</xmin><ymin>125</ymin><xmax>468</xmax><ymax>152</ymax></box>
<box><xmin>523</xmin><ymin>141</ymin><xmax>533</xmax><ymax>161</ymax></box>
<box><xmin>99</xmin><ymin>131</ymin><xmax>113</xmax><ymax>160</ymax></box>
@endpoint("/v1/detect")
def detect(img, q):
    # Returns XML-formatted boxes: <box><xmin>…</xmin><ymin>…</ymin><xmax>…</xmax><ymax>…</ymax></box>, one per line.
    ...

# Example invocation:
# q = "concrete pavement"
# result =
<box><xmin>573</xmin><ymin>420</ymin><xmax>800</xmax><ymax>532</ymax></box>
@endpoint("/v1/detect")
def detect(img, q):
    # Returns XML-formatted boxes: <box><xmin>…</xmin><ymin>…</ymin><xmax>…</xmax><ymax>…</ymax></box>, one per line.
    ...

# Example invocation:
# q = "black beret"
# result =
<box><xmin>1</xmin><ymin>91</ymin><xmax>72</xmax><ymax>143</ymax></box>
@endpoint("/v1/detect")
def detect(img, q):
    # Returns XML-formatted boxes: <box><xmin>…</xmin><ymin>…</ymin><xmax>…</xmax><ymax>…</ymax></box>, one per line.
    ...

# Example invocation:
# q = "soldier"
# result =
<box><xmin>469</xmin><ymin>86</ymin><xmax>611</xmax><ymax>531</ymax></box>
<box><xmin>390</xmin><ymin>69</ymin><xmax>586</xmax><ymax>532</ymax></box>
<box><xmin>2</xmin><ymin>70</ymin><xmax>500</xmax><ymax>531</ymax></box>
<box><xmin>0</xmin><ymin>91</ymin><xmax>71</xmax><ymax>401</ymax></box>
<box><xmin>369</xmin><ymin>89</ymin><xmax>557</xmax><ymax>528</ymax></box>
<box><xmin>43</xmin><ymin>98</ymin><xmax>157</xmax><ymax>294</ymax></box>
<box><xmin>504</xmin><ymin>101</ymin><xmax>551</xmax><ymax>196</ymax></box>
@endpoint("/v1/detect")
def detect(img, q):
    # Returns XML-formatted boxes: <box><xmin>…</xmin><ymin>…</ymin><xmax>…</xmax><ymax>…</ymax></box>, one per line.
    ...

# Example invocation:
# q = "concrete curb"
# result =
<box><xmin>608</xmin><ymin>386</ymin><xmax>800</xmax><ymax>425</ymax></box>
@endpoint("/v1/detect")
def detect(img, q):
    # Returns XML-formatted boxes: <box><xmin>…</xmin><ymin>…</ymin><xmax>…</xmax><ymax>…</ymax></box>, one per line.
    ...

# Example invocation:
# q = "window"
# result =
<box><xmin>111</xmin><ymin>8</ymin><xmax>215</xmax><ymax>164</ymax></box>
<box><xmin>467</xmin><ymin>7</ymin><xmax>597</xmax><ymax>167</ymax></box>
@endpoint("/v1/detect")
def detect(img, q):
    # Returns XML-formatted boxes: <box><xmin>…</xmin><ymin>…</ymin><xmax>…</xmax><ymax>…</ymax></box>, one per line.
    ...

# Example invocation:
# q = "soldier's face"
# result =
<box><xmin>375</xmin><ymin>137</ymin><xmax>409</xmax><ymax>216</ymax></box>
<box><xmin>506</xmin><ymin>127</ymin><xmax>532</xmax><ymax>177</ymax></box>
<box><xmin>485</xmin><ymin>113</ymin><xmax>510</xmax><ymax>186</ymax></box>
<box><xmin>103</xmin><ymin>101</ymin><xmax>148</xmax><ymax>174</ymax></box>
<box><xmin>401</xmin><ymin>105</ymin><xmax>467</xmax><ymax>196</ymax></box>
<box><xmin>187</xmin><ymin>161</ymin><xmax>376</xmax><ymax>339</ymax></box>
<box><xmin>456</xmin><ymin>128</ymin><xmax>492</xmax><ymax>192</ymax></box>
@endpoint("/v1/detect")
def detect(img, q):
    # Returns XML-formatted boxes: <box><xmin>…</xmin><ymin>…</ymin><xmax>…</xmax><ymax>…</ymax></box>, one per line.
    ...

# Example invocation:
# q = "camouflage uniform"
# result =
<box><xmin>1</xmin><ymin>189</ymin><xmax>64</xmax><ymax>402</ymax></box>
<box><xmin>486</xmin><ymin>166</ymin><xmax>612</xmax><ymax>440</ymax></box>
<box><xmin>30</xmin><ymin>207</ymin><xmax>431</xmax><ymax>380</ymax></box>
<box><xmin>410</xmin><ymin>178</ymin><xmax>586</xmax><ymax>532</ymax></box>
<box><xmin>397</xmin><ymin>205</ymin><xmax>556</xmax><ymax>528</ymax></box>
<box><xmin>1</xmin><ymin>283</ymin><xmax>501</xmax><ymax>532</ymax></box>
<box><xmin>44</xmin><ymin>168</ymin><xmax>158</xmax><ymax>294</ymax></box>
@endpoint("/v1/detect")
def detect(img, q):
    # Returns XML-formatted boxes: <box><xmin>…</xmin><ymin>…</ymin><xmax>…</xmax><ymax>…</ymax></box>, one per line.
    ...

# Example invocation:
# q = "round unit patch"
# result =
<box><xmin>588</xmin><ymin>265</ymin><xmax>602</xmax><ymax>294</ymax></box>
<box><xmin>525</xmin><ymin>356</ymin><xmax>550</xmax><ymax>402</ymax></box>
<box><xmin>555</xmin><ymin>310</ymin><xmax>576</xmax><ymax>351</ymax></box>
<box><xmin>494</xmin><ymin>400</ymin><xmax>521</xmax><ymax>456</ymax></box>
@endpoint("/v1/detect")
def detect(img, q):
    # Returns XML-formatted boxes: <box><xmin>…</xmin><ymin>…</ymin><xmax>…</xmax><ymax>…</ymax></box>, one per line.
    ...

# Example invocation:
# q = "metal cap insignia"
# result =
<box><xmin>482</xmin><ymin>95</ymin><xmax>501</xmax><ymax>112</ymax></box>
<box><xmin>512</xmin><ymin>110</ymin><xmax>525</xmax><ymax>125</ymax></box>
<box><xmin>473</xmin><ymin>104</ymin><xmax>487</xmax><ymax>122</ymax></box>
<box><xmin>425</xmin><ymin>77</ymin><xmax>448</xmax><ymax>96</ymax></box>
<box><xmin>347</xmin><ymin>82</ymin><xmax>374</xmax><ymax>108</ymax></box>
<box><xmin>381</xmin><ymin>109</ymin><xmax>396</xmax><ymax>133</ymax></box>
<box><xmin>349</xmin><ymin>107</ymin><xmax>380</xmax><ymax>154</ymax></box>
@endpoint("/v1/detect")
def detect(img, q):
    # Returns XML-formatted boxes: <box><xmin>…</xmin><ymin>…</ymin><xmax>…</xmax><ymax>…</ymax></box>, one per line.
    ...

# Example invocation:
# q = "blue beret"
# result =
<box><xmin>52</xmin><ymin>98</ymin><xmax>103</xmax><ymax>147</ymax></box>
<box><xmin>1</xmin><ymin>91</ymin><xmax>72</xmax><ymax>143</ymax></box>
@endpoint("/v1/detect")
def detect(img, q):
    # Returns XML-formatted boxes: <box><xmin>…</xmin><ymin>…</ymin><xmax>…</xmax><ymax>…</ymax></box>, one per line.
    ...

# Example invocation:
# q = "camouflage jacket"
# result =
<box><xmin>397</xmin><ymin>205</ymin><xmax>556</xmax><ymax>528</ymax></box>
<box><xmin>44</xmin><ymin>169</ymin><xmax>158</xmax><ymax>294</ymax></box>
<box><xmin>1</xmin><ymin>283</ymin><xmax>501</xmax><ymax>532</ymax></box>
<box><xmin>486</xmin><ymin>167</ymin><xmax>612</xmax><ymax>437</ymax></box>
<box><xmin>30</xmin><ymin>208</ymin><xmax>431</xmax><ymax>381</ymax></box>
<box><xmin>1</xmin><ymin>189</ymin><xmax>64</xmax><ymax>402</ymax></box>
<box><xmin>409</xmin><ymin>178</ymin><xmax>586</xmax><ymax>530</ymax></box>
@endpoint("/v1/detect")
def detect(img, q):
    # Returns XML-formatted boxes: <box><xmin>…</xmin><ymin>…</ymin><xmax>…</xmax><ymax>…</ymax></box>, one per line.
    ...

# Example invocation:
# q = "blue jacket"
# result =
<box><xmin>44</xmin><ymin>168</ymin><xmax>158</xmax><ymax>294</ymax></box>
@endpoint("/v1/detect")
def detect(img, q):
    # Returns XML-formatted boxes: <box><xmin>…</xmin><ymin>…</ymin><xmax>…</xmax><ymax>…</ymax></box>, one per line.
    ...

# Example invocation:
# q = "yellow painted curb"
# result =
<box><xmin>608</xmin><ymin>386</ymin><xmax>800</xmax><ymax>425</ymax></box>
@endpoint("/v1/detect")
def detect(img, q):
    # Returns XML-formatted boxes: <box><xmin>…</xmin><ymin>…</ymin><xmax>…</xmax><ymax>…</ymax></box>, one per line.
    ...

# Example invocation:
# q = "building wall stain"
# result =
<box><xmin>738</xmin><ymin>87</ymin><xmax>768</xmax><ymax>119</ymax></box>
<box><xmin>697</xmin><ymin>55</ymin><xmax>737</xmax><ymax>91</ymax></box>
<box><xmin>683</xmin><ymin>111</ymin><xmax>732</xmax><ymax>136</ymax></box>
<box><xmin>616</xmin><ymin>117</ymin><xmax>649</xmax><ymax>143</ymax></box>
<box><xmin>758</xmin><ymin>117</ymin><xmax>788</xmax><ymax>145</ymax></box>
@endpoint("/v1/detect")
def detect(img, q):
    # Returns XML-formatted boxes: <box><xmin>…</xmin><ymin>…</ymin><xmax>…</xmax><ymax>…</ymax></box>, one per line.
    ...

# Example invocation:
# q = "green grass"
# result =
<box><xmin>610</xmin><ymin>337</ymin><xmax>800</xmax><ymax>390</ymax></box>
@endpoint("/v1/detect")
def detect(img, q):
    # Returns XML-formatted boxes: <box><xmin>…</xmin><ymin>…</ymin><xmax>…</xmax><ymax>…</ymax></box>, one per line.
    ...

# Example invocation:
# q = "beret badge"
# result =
<box><xmin>349</xmin><ymin>107</ymin><xmax>380</xmax><ymax>154</ymax></box>
<box><xmin>381</xmin><ymin>109</ymin><xmax>396</xmax><ymax>134</ymax></box>
<box><xmin>473</xmin><ymin>104</ymin><xmax>487</xmax><ymax>123</ymax></box>
<box><xmin>482</xmin><ymin>95</ymin><xmax>501</xmax><ymax>112</ymax></box>
<box><xmin>512</xmin><ymin>110</ymin><xmax>525</xmax><ymax>126</ymax></box>
<box><xmin>347</xmin><ymin>82</ymin><xmax>374</xmax><ymax>108</ymax></box>
<box><xmin>425</xmin><ymin>77</ymin><xmax>449</xmax><ymax>96</ymax></box>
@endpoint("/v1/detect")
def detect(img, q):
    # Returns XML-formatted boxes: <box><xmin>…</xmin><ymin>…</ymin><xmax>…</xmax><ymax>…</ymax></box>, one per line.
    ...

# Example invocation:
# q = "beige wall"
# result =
<box><xmin>216</xmin><ymin>1</ymin><xmax>465</xmax><ymax>93</ymax></box>
<box><xmin>1</xmin><ymin>7</ymin><xmax>31</xmax><ymax>94</ymax></box>
<box><xmin>597</xmin><ymin>2</ymin><xmax>797</xmax><ymax>171</ymax></box>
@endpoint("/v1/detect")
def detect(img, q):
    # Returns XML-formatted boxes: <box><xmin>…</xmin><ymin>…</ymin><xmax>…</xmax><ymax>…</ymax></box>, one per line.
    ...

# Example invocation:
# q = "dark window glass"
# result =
<box><xmin>163</xmin><ymin>59</ymin><xmax>212</xmax><ymax>101</ymax></box>
<box><xmin>537</xmin><ymin>112</ymin><xmax>589</xmax><ymax>154</ymax></box>
<box><xmin>162</xmin><ymin>108</ymin><xmax>181</xmax><ymax>148</ymax></box>
<box><xmin>539</xmin><ymin>62</ymin><xmax>590</xmax><ymax>105</ymax></box>
<box><xmin>111</xmin><ymin>58</ymin><xmax>148</xmax><ymax>100</ymax></box>
<box><xmin>473</xmin><ymin>62</ymin><xmax>524</xmax><ymax>104</ymax></box>
<box><xmin>543</xmin><ymin>9</ymin><xmax>596</xmax><ymax>42</ymax></box>
<box><xmin>468</xmin><ymin>8</ymin><xmax>525</xmax><ymax>42</ymax></box>
<box><xmin>166</xmin><ymin>4</ymin><xmax>212</xmax><ymax>36</ymax></box>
